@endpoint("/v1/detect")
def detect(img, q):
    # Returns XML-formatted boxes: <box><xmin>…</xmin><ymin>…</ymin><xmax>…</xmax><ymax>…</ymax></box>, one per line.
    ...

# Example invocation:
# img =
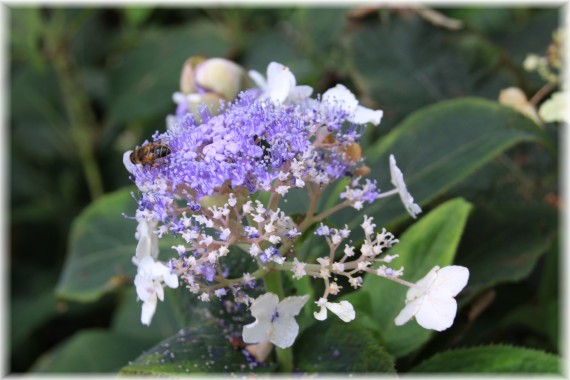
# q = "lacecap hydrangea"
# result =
<box><xmin>123</xmin><ymin>60</ymin><xmax>469</xmax><ymax>351</ymax></box>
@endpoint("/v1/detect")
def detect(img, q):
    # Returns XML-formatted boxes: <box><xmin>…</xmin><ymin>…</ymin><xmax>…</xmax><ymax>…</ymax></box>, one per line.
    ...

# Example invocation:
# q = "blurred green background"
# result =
<box><xmin>9</xmin><ymin>6</ymin><xmax>562</xmax><ymax>374</ymax></box>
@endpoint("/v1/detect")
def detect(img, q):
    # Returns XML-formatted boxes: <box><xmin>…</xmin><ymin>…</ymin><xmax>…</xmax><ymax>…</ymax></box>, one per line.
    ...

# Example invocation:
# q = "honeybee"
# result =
<box><xmin>130</xmin><ymin>142</ymin><xmax>171</xmax><ymax>166</ymax></box>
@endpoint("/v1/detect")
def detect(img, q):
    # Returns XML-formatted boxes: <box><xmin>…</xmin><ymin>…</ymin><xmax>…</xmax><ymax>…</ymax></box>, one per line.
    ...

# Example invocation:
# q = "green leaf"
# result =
<box><xmin>56</xmin><ymin>187</ymin><xmax>182</xmax><ymax>302</ymax></box>
<box><xmin>295</xmin><ymin>318</ymin><xmax>395</xmax><ymax>373</ymax></box>
<box><xmin>106</xmin><ymin>21</ymin><xmax>230</xmax><ymax>128</ymax></box>
<box><xmin>348</xmin><ymin>15</ymin><xmax>520</xmax><ymax>131</ymax></box>
<box><xmin>123</xmin><ymin>7</ymin><xmax>154</xmax><ymax>27</ymax></box>
<box><xmin>11</xmin><ymin>291</ymin><xmax>59</xmax><ymax>349</ymax></box>
<box><xmin>120</xmin><ymin>321</ymin><xmax>276</xmax><ymax>375</ymax></box>
<box><xmin>334</xmin><ymin>98</ymin><xmax>549</xmax><ymax>233</ymax></box>
<box><xmin>111</xmin><ymin>287</ymin><xmax>184</xmax><ymax>343</ymax></box>
<box><xmin>344</xmin><ymin>198</ymin><xmax>472</xmax><ymax>358</ymax></box>
<box><xmin>457</xmin><ymin>202</ymin><xmax>557</xmax><ymax>302</ymax></box>
<box><xmin>410</xmin><ymin>345</ymin><xmax>561</xmax><ymax>373</ymax></box>
<box><xmin>30</xmin><ymin>329</ymin><xmax>153</xmax><ymax>373</ymax></box>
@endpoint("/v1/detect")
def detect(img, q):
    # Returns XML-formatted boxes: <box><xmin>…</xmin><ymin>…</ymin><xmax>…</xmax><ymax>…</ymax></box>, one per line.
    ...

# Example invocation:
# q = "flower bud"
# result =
<box><xmin>180</xmin><ymin>57</ymin><xmax>248</xmax><ymax>101</ymax></box>
<box><xmin>180</xmin><ymin>56</ymin><xmax>207</xmax><ymax>94</ymax></box>
<box><xmin>196</xmin><ymin>58</ymin><xmax>249</xmax><ymax>100</ymax></box>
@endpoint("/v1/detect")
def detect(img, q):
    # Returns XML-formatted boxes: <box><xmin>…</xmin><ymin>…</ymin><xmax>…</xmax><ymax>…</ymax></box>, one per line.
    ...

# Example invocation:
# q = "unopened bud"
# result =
<box><xmin>195</xmin><ymin>58</ymin><xmax>248</xmax><ymax>100</ymax></box>
<box><xmin>180</xmin><ymin>56</ymin><xmax>207</xmax><ymax>94</ymax></box>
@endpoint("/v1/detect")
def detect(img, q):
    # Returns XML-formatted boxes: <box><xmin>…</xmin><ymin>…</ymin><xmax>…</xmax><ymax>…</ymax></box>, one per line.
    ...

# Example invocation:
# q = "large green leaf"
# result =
<box><xmin>457</xmin><ymin>202</ymin><xmax>557</xmax><ymax>302</ymax></box>
<box><xmin>330</xmin><ymin>98</ymin><xmax>549</xmax><ymax>233</ymax></box>
<box><xmin>56</xmin><ymin>186</ymin><xmax>181</xmax><ymax>302</ymax></box>
<box><xmin>344</xmin><ymin>198</ymin><xmax>472</xmax><ymax>358</ymax></box>
<box><xmin>111</xmin><ymin>287</ymin><xmax>185</xmax><ymax>343</ymax></box>
<box><xmin>120</xmin><ymin>320</ymin><xmax>276</xmax><ymax>375</ymax></box>
<box><xmin>30</xmin><ymin>329</ymin><xmax>153</xmax><ymax>373</ymax></box>
<box><xmin>295</xmin><ymin>318</ymin><xmax>395</xmax><ymax>373</ymax></box>
<box><xmin>106</xmin><ymin>21</ymin><xmax>230</xmax><ymax>128</ymax></box>
<box><xmin>410</xmin><ymin>345</ymin><xmax>561</xmax><ymax>373</ymax></box>
<box><xmin>348</xmin><ymin>14</ymin><xmax>519</xmax><ymax>132</ymax></box>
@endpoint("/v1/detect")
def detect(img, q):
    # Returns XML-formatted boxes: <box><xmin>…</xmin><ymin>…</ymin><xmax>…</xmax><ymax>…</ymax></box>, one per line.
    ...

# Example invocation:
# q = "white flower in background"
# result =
<box><xmin>539</xmin><ymin>91</ymin><xmax>568</xmax><ymax>123</ymax></box>
<box><xmin>321</xmin><ymin>84</ymin><xmax>383</xmax><ymax>125</ymax></box>
<box><xmin>314</xmin><ymin>298</ymin><xmax>355</xmax><ymax>322</ymax></box>
<box><xmin>249</xmin><ymin>61</ymin><xmax>313</xmax><ymax>104</ymax></box>
<box><xmin>242</xmin><ymin>293</ymin><xmax>309</xmax><ymax>349</ymax></box>
<box><xmin>395</xmin><ymin>265</ymin><xmax>469</xmax><ymax>331</ymax></box>
<box><xmin>134</xmin><ymin>256</ymin><xmax>179</xmax><ymax>325</ymax></box>
<box><xmin>389</xmin><ymin>154</ymin><xmax>422</xmax><ymax>219</ymax></box>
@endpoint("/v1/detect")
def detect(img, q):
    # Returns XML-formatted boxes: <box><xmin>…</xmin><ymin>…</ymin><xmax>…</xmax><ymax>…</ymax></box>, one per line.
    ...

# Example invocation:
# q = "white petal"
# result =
<box><xmin>389</xmin><ymin>154</ymin><xmax>422</xmax><ymax>219</ymax></box>
<box><xmin>123</xmin><ymin>150</ymin><xmax>136</xmax><ymax>173</ymax></box>
<box><xmin>248</xmin><ymin>69</ymin><xmax>267</xmax><ymax>90</ymax></box>
<box><xmin>314</xmin><ymin>305</ymin><xmax>328</xmax><ymax>321</ymax></box>
<box><xmin>415</xmin><ymin>292</ymin><xmax>457</xmax><ymax>331</ymax></box>
<box><xmin>134</xmin><ymin>273</ymin><xmax>152</xmax><ymax>301</ymax></box>
<box><xmin>433</xmin><ymin>266</ymin><xmax>469</xmax><ymax>297</ymax></box>
<box><xmin>154</xmin><ymin>281</ymin><xmax>164</xmax><ymax>301</ymax></box>
<box><xmin>322</xmin><ymin>84</ymin><xmax>358</xmax><ymax>113</ymax></box>
<box><xmin>163</xmin><ymin>271</ymin><xmax>179</xmax><ymax>289</ymax></box>
<box><xmin>394</xmin><ymin>297</ymin><xmax>422</xmax><ymax>326</ymax></box>
<box><xmin>250</xmin><ymin>293</ymin><xmax>279</xmax><ymax>320</ymax></box>
<box><xmin>135</xmin><ymin>235</ymin><xmax>151</xmax><ymax>262</ymax></box>
<box><xmin>267</xmin><ymin>316</ymin><xmax>299</xmax><ymax>348</ymax></box>
<box><xmin>289</xmin><ymin>85</ymin><xmax>313</xmax><ymax>102</ymax></box>
<box><xmin>277</xmin><ymin>295</ymin><xmax>309</xmax><ymax>318</ymax></box>
<box><xmin>351</xmin><ymin>105</ymin><xmax>383</xmax><ymax>125</ymax></box>
<box><xmin>137</xmin><ymin>256</ymin><xmax>155</xmax><ymax>275</ymax></box>
<box><xmin>141</xmin><ymin>299</ymin><xmax>157</xmax><ymax>326</ymax></box>
<box><xmin>326</xmin><ymin>301</ymin><xmax>355</xmax><ymax>322</ymax></box>
<box><xmin>242</xmin><ymin>320</ymin><xmax>270</xmax><ymax>344</ymax></box>
<box><xmin>266</xmin><ymin>62</ymin><xmax>295</xmax><ymax>103</ymax></box>
<box><xmin>406</xmin><ymin>266</ymin><xmax>440</xmax><ymax>302</ymax></box>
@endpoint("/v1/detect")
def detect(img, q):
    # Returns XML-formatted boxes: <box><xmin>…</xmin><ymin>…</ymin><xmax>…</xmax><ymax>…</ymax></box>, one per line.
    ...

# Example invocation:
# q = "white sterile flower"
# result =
<box><xmin>389</xmin><ymin>154</ymin><xmax>422</xmax><ymax>219</ymax></box>
<box><xmin>395</xmin><ymin>265</ymin><xmax>469</xmax><ymax>331</ymax></box>
<box><xmin>314</xmin><ymin>298</ymin><xmax>355</xmax><ymax>322</ymax></box>
<box><xmin>321</xmin><ymin>84</ymin><xmax>383</xmax><ymax>125</ymax></box>
<box><xmin>242</xmin><ymin>293</ymin><xmax>309</xmax><ymax>349</ymax></box>
<box><xmin>133</xmin><ymin>218</ymin><xmax>159</xmax><ymax>264</ymax></box>
<box><xmin>134</xmin><ymin>256</ymin><xmax>179</xmax><ymax>325</ymax></box>
<box><xmin>249</xmin><ymin>61</ymin><xmax>313</xmax><ymax>104</ymax></box>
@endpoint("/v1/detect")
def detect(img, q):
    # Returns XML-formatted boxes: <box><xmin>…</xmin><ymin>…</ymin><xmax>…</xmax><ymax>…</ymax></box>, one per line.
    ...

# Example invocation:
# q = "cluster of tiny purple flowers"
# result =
<box><xmin>124</xmin><ymin>60</ymin><xmax>467</xmax><ymax>351</ymax></box>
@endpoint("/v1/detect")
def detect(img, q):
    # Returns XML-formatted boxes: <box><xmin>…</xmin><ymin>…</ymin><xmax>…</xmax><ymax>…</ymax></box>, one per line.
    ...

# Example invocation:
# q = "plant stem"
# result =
<box><xmin>45</xmin><ymin>10</ymin><xmax>104</xmax><ymax>200</ymax></box>
<box><xmin>263</xmin><ymin>271</ymin><xmax>293</xmax><ymax>372</ymax></box>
